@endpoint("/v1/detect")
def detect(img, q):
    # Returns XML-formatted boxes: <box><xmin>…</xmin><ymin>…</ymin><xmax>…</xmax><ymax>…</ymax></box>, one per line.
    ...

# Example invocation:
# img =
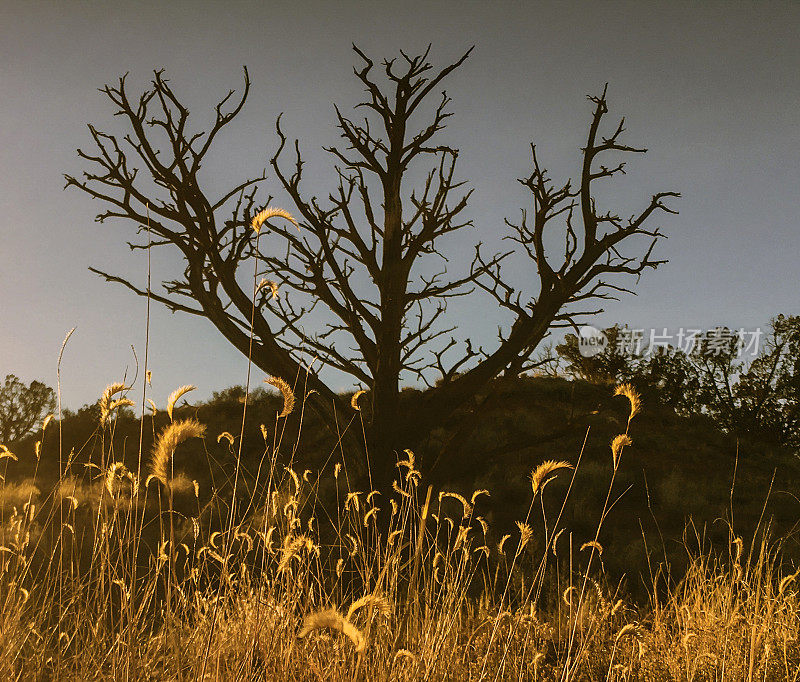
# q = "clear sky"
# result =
<box><xmin>1</xmin><ymin>0</ymin><xmax>798</xmax><ymax>410</ymax></box>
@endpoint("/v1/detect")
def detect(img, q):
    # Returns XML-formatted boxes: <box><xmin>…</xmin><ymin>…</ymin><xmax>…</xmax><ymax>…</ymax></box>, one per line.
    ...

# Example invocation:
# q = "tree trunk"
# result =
<box><xmin>368</xmin><ymin>163</ymin><xmax>406</xmax><ymax>491</ymax></box>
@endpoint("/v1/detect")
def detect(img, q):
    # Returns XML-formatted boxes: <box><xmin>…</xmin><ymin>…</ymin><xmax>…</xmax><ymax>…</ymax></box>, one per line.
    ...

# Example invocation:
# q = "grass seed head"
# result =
<box><xmin>150</xmin><ymin>418</ymin><xmax>206</xmax><ymax>487</ymax></box>
<box><xmin>298</xmin><ymin>608</ymin><xmax>365</xmax><ymax>653</ymax></box>
<box><xmin>611</xmin><ymin>434</ymin><xmax>633</xmax><ymax>468</ymax></box>
<box><xmin>616</xmin><ymin>623</ymin><xmax>638</xmax><ymax>642</ymax></box>
<box><xmin>350</xmin><ymin>389</ymin><xmax>366</xmax><ymax>410</ymax></box>
<box><xmin>581</xmin><ymin>540</ymin><xmax>603</xmax><ymax>555</ymax></box>
<box><xmin>166</xmin><ymin>385</ymin><xmax>196</xmax><ymax>422</ymax></box>
<box><xmin>99</xmin><ymin>382</ymin><xmax>128</xmax><ymax>424</ymax></box>
<box><xmin>266</xmin><ymin>376</ymin><xmax>295</xmax><ymax>418</ymax></box>
<box><xmin>530</xmin><ymin>460</ymin><xmax>573</xmax><ymax>498</ymax></box>
<box><xmin>614</xmin><ymin>382</ymin><xmax>641</xmax><ymax>421</ymax></box>
<box><xmin>257</xmin><ymin>278</ymin><xmax>280</xmax><ymax>299</ymax></box>
<box><xmin>251</xmin><ymin>206</ymin><xmax>298</xmax><ymax>234</ymax></box>
<box><xmin>439</xmin><ymin>491</ymin><xmax>472</xmax><ymax>517</ymax></box>
<box><xmin>346</xmin><ymin>594</ymin><xmax>391</xmax><ymax>621</ymax></box>
<box><xmin>516</xmin><ymin>521</ymin><xmax>533</xmax><ymax>550</ymax></box>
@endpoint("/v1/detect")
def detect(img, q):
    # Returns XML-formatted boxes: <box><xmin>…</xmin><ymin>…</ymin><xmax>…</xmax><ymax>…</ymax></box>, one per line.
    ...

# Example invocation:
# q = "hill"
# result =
<box><xmin>6</xmin><ymin>375</ymin><xmax>799</xmax><ymax>597</ymax></box>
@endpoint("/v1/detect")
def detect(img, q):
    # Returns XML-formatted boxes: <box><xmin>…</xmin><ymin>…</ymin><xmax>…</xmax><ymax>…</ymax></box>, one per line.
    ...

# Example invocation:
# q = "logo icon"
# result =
<box><xmin>578</xmin><ymin>326</ymin><xmax>608</xmax><ymax>358</ymax></box>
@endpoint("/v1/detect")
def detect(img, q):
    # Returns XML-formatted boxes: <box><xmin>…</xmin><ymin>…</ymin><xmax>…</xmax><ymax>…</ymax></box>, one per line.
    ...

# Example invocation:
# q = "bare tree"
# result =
<box><xmin>0</xmin><ymin>375</ymin><xmax>55</xmax><ymax>444</ymax></box>
<box><xmin>66</xmin><ymin>46</ymin><xmax>678</xmax><ymax>482</ymax></box>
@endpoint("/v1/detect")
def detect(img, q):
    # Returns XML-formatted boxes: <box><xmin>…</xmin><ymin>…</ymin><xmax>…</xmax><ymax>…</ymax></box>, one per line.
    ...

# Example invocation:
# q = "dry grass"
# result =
<box><xmin>265</xmin><ymin>376</ymin><xmax>296</xmax><ymax>419</ymax></box>
<box><xmin>0</xmin><ymin>380</ymin><xmax>798</xmax><ymax>681</ymax></box>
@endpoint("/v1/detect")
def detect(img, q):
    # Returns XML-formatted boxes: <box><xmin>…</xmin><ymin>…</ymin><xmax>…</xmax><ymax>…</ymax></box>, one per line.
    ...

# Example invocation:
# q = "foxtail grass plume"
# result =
<box><xmin>109</xmin><ymin>398</ymin><xmax>135</xmax><ymax>420</ymax></box>
<box><xmin>474</xmin><ymin>545</ymin><xmax>490</xmax><ymax>559</ymax></box>
<box><xmin>99</xmin><ymin>383</ymin><xmax>128</xmax><ymax>424</ymax></box>
<box><xmin>351</xmin><ymin>389</ymin><xmax>366</xmax><ymax>411</ymax></box>
<box><xmin>149</xmin><ymin>418</ymin><xmax>206</xmax><ymax>487</ymax></box>
<box><xmin>265</xmin><ymin>377</ymin><xmax>295</xmax><ymax>418</ymax></box>
<box><xmin>616</xmin><ymin>623</ymin><xmax>638</xmax><ymax>642</ymax></box>
<box><xmin>614</xmin><ymin>383</ymin><xmax>641</xmax><ymax>422</ymax></box>
<box><xmin>498</xmin><ymin>534</ymin><xmax>512</xmax><ymax>555</ymax></box>
<box><xmin>363</xmin><ymin>507</ymin><xmax>379</xmax><ymax>526</ymax></box>
<box><xmin>610</xmin><ymin>434</ymin><xmax>632</xmax><ymax>468</ymax></box>
<box><xmin>398</xmin><ymin>449</ymin><xmax>416</xmax><ymax>468</ymax></box>
<box><xmin>346</xmin><ymin>594</ymin><xmax>391</xmax><ymax>620</ymax></box>
<box><xmin>105</xmin><ymin>462</ymin><xmax>136</xmax><ymax>498</ymax></box>
<box><xmin>166</xmin><ymin>385</ymin><xmax>196</xmax><ymax>422</ymax></box>
<box><xmin>580</xmin><ymin>540</ymin><xmax>603</xmax><ymax>555</ymax></box>
<box><xmin>731</xmin><ymin>536</ymin><xmax>745</xmax><ymax>566</ymax></box>
<box><xmin>397</xmin><ymin>449</ymin><xmax>421</xmax><ymax>484</ymax></box>
<box><xmin>394</xmin><ymin>649</ymin><xmax>418</xmax><ymax>664</ymax></box>
<box><xmin>471</xmin><ymin>489</ymin><xmax>490</xmax><ymax>505</ymax></box>
<box><xmin>257</xmin><ymin>278</ymin><xmax>280</xmax><ymax>299</ymax></box>
<box><xmin>277</xmin><ymin>534</ymin><xmax>317</xmax><ymax>572</ymax></box>
<box><xmin>251</xmin><ymin>206</ymin><xmax>298</xmax><ymax>234</ymax></box>
<box><xmin>285</xmin><ymin>466</ymin><xmax>301</xmax><ymax>495</ymax></box>
<box><xmin>344</xmin><ymin>491</ymin><xmax>361</xmax><ymax>512</ymax></box>
<box><xmin>530</xmin><ymin>460</ymin><xmax>573</xmax><ymax>498</ymax></box>
<box><xmin>516</xmin><ymin>521</ymin><xmax>533</xmax><ymax>550</ymax></box>
<box><xmin>217</xmin><ymin>431</ymin><xmax>234</xmax><ymax>445</ymax></box>
<box><xmin>392</xmin><ymin>481</ymin><xmax>411</xmax><ymax>498</ymax></box>
<box><xmin>297</xmin><ymin>608</ymin><xmax>365</xmax><ymax>653</ymax></box>
<box><xmin>439</xmin><ymin>491</ymin><xmax>472</xmax><ymax>517</ymax></box>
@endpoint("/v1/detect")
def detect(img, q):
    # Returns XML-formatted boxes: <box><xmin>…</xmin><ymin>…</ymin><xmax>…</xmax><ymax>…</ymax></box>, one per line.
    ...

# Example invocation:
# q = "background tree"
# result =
<box><xmin>0</xmin><ymin>374</ymin><xmax>56</xmax><ymax>444</ymax></box>
<box><xmin>66</xmin><ymin>46</ymin><xmax>679</xmax><ymax>482</ymax></box>
<box><xmin>566</xmin><ymin>316</ymin><xmax>800</xmax><ymax>447</ymax></box>
<box><xmin>680</xmin><ymin>318</ymin><xmax>800</xmax><ymax>445</ymax></box>
<box><xmin>732</xmin><ymin>315</ymin><xmax>800</xmax><ymax>445</ymax></box>
<box><xmin>555</xmin><ymin>325</ymin><xmax>634</xmax><ymax>384</ymax></box>
<box><xmin>629</xmin><ymin>345</ymin><xmax>703</xmax><ymax>415</ymax></box>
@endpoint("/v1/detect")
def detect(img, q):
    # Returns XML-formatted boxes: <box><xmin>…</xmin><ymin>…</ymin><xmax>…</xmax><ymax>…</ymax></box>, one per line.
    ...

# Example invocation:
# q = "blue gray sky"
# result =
<box><xmin>1</xmin><ymin>0</ymin><xmax>798</xmax><ymax>410</ymax></box>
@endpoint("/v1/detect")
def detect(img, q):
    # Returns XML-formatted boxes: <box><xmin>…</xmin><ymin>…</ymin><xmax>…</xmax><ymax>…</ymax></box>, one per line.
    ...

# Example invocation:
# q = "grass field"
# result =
<box><xmin>1</xmin><ymin>379</ymin><xmax>799</xmax><ymax>681</ymax></box>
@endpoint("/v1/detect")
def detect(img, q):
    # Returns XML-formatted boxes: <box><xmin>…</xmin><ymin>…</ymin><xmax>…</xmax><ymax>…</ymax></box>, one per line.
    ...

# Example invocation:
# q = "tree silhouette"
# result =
<box><xmin>0</xmin><ymin>374</ymin><xmax>55</xmax><ymax>444</ymax></box>
<box><xmin>663</xmin><ymin>318</ymin><xmax>800</xmax><ymax>445</ymax></box>
<box><xmin>556</xmin><ymin>325</ymin><xmax>634</xmax><ymax>384</ymax></box>
<box><xmin>66</xmin><ymin>46</ymin><xmax>679</xmax><ymax>481</ymax></box>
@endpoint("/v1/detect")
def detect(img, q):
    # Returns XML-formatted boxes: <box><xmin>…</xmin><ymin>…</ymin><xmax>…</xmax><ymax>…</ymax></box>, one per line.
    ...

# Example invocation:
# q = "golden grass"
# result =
<box><xmin>257</xmin><ymin>278</ymin><xmax>280</xmax><ymax>299</ymax></box>
<box><xmin>0</xmin><ymin>378</ymin><xmax>797</xmax><ymax>681</ymax></box>
<box><xmin>166</xmin><ymin>384</ymin><xmax>196</xmax><ymax>422</ymax></box>
<box><xmin>148</xmin><ymin>417</ymin><xmax>206</xmax><ymax>487</ymax></box>
<box><xmin>0</xmin><ymin>444</ymin><xmax>18</xmax><ymax>461</ymax></box>
<box><xmin>530</xmin><ymin>459</ymin><xmax>573</xmax><ymax>498</ymax></box>
<box><xmin>250</xmin><ymin>206</ymin><xmax>298</xmax><ymax>234</ymax></box>
<box><xmin>266</xmin><ymin>376</ymin><xmax>295</xmax><ymax>418</ymax></box>
<box><xmin>98</xmin><ymin>381</ymin><xmax>129</xmax><ymax>423</ymax></box>
<box><xmin>350</xmin><ymin>389</ymin><xmax>366</xmax><ymax>411</ymax></box>
<box><xmin>610</xmin><ymin>434</ymin><xmax>632</xmax><ymax>468</ymax></box>
<box><xmin>614</xmin><ymin>382</ymin><xmax>641</xmax><ymax>423</ymax></box>
<box><xmin>298</xmin><ymin>608</ymin><xmax>366</xmax><ymax>653</ymax></box>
